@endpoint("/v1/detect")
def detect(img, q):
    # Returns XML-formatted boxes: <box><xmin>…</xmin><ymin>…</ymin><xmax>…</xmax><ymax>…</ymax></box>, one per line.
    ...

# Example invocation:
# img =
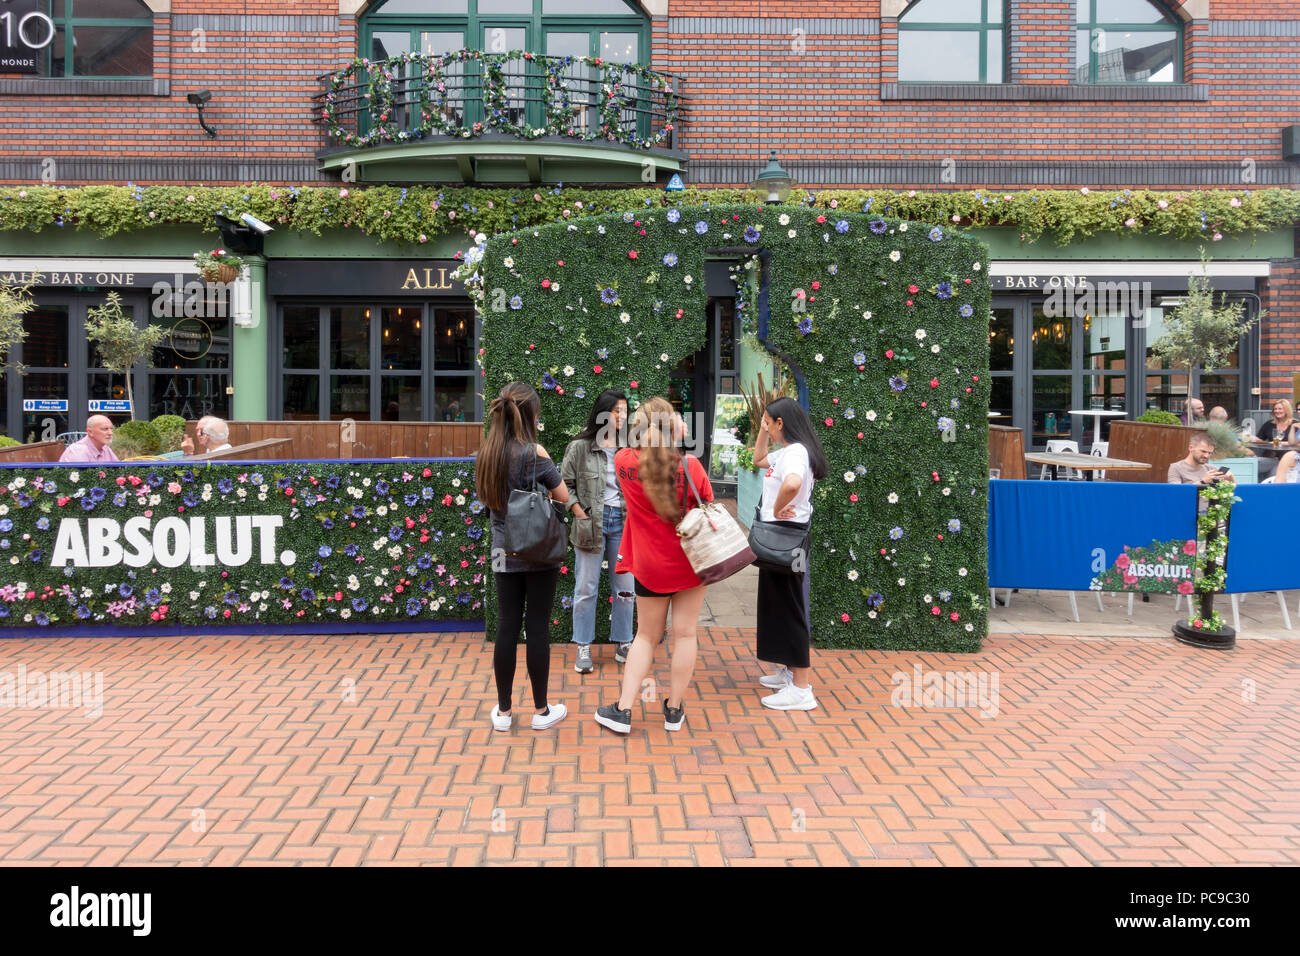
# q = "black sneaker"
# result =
<box><xmin>594</xmin><ymin>702</ymin><xmax>632</xmax><ymax>734</ymax></box>
<box><xmin>614</xmin><ymin>643</ymin><xmax>631</xmax><ymax>664</ymax></box>
<box><xmin>663</xmin><ymin>699</ymin><xmax>685</xmax><ymax>732</ymax></box>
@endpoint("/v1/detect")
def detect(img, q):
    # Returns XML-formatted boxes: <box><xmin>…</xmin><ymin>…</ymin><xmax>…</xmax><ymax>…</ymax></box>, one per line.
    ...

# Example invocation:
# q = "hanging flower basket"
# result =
<box><xmin>194</xmin><ymin>248</ymin><xmax>244</xmax><ymax>284</ymax></box>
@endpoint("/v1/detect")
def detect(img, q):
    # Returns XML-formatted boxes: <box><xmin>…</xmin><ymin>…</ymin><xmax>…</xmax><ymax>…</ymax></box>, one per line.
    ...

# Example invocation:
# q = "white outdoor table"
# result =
<box><xmin>1067</xmin><ymin>409</ymin><xmax>1127</xmax><ymax>445</ymax></box>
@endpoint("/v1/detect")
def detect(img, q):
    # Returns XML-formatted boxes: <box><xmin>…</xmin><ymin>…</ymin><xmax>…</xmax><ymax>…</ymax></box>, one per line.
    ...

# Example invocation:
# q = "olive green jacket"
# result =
<box><xmin>560</xmin><ymin>438</ymin><xmax>621</xmax><ymax>553</ymax></box>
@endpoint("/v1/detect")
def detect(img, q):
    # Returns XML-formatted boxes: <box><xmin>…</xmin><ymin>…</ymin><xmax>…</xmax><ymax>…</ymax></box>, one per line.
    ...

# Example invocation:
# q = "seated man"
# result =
<box><xmin>59</xmin><ymin>415</ymin><xmax>120</xmax><ymax>463</ymax></box>
<box><xmin>181</xmin><ymin>416</ymin><xmax>234</xmax><ymax>456</ymax></box>
<box><xmin>1168</xmin><ymin>432</ymin><xmax>1234</xmax><ymax>485</ymax></box>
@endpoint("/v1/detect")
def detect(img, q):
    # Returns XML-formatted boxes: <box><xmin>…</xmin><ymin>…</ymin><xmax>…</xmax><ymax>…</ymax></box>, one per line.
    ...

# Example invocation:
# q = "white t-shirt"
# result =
<box><xmin>760</xmin><ymin>443</ymin><xmax>813</xmax><ymax>523</ymax></box>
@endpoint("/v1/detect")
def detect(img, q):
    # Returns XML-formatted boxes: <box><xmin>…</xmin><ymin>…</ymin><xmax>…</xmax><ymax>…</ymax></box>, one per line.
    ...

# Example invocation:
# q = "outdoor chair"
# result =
<box><xmin>1090</xmin><ymin>441</ymin><xmax>1109</xmax><ymax>480</ymax></box>
<box><xmin>55</xmin><ymin>431</ymin><xmax>86</xmax><ymax>445</ymax></box>
<box><xmin>1041</xmin><ymin>439</ymin><xmax>1082</xmax><ymax>480</ymax></box>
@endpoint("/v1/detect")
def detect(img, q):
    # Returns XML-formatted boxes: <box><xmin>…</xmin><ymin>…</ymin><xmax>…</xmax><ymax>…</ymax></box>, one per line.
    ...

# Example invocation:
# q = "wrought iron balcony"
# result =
<box><xmin>314</xmin><ymin>50</ymin><xmax>684</xmax><ymax>157</ymax></box>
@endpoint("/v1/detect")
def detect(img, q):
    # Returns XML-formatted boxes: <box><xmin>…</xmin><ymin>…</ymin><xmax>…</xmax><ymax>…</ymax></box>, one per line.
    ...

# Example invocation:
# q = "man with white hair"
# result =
<box><xmin>181</xmin><ymin>416</ymin><xmax>233</xmax><ymax>455</ymax></box>
<box><xmin>59</xmin><ymin>415</ymin><xmax>120</xmax><ymax>463</ymax></box>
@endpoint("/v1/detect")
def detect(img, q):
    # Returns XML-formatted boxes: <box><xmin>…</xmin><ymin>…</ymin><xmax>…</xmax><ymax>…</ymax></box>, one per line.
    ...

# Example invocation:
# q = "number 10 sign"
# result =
<box><xmin>0</xmin><ymin>1</ymin><xmax>55</xmax><ymax>75</ymax></box>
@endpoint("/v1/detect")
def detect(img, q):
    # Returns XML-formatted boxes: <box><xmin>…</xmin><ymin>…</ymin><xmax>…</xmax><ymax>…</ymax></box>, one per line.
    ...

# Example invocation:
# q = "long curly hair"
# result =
<box><xmin>629</xmin><ymin>396</ymin><xmax>683</xmax><ymax>523</ymax></box>
<box><xmin>475</xmin><ymin>382</ymin><xmax>540</xmax><ymax>512</ymax></box>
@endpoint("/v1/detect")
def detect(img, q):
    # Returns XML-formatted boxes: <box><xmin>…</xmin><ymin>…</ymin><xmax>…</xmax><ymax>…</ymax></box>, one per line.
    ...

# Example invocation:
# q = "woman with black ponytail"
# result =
<box><xmin>475</xmin><ymin>382</ymin><xmax>570</xmax><ymax>732</ymax></box>
<box><xmin>751</xmin><ymin>396</ymin><xmax>828</xmax><ymax>711</ymax></box>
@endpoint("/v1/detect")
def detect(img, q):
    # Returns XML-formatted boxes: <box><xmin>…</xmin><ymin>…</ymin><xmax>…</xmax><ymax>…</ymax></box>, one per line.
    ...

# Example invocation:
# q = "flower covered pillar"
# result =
<box><xmin>464</xmin><ymin>203</ymin><xmax>992</xmax><ymax>651</ymax></box>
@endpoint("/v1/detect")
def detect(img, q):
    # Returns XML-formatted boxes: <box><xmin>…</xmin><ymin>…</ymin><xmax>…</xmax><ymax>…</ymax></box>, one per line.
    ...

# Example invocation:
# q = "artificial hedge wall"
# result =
<box><xmin>0</xmin><ymin>459</ymin><xmax>486</xmax><ymax>631</ymax></box>
<box><xmin>463</xmin><ymin>204</ymin><xmax>990</xmax><ymax>652</ymax></box>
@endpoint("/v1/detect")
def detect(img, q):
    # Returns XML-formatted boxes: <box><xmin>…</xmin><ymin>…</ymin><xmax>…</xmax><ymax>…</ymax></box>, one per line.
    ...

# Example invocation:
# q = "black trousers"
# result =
<box><xmin>494</xmin><ymin>569</ymin><xmax>559</xmax><ymax>711</ymax></box>
<box><xmin>755</xmin><ymin>566</ymin><xmax>811</xmax><ymax>669</ymax></box>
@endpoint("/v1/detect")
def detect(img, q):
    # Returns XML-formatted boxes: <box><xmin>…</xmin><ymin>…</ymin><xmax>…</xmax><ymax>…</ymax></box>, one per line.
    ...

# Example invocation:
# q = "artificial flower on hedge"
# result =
<box><xmin>463</xmin><ymin>203</ymin><xmax>991</xmax><ymax>652</ymax></box>
<box><xmin>0</xmin><ymin>461</ymin><xmax>486</xmax><ymax>630</ymax></box>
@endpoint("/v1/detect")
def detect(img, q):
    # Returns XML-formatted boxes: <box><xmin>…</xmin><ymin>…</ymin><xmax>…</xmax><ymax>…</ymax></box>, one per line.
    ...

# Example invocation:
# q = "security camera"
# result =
<box><xmin>240</xmin><ymin>213</ymin><xmax>274</xmax><ymax>235</ymax></box>
<box><xmin>187</xmin><ymin>90</ymin><xmax>211</xmax><ymax>105</ymax></box>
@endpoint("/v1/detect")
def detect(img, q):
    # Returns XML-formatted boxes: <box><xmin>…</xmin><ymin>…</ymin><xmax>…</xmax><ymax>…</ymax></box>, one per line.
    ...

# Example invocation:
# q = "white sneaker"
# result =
<box><xmin>531</xmin><ymin>702</ymin><xmax>567</xmax><ymax>730</ymax></box>
<box><xmin>762</xmin><ymin>683</ymin><xmax>817</xmax><ymax>711</ymax></box>
<box><xmin>490</xmin><ymin>705</ymin><xmax>512</xmax><ymax>731</ymax></box>
<box><xmin>759</xmin><ymin>665</ymin><xmax>792</xmax><ymax>689</ymax></box>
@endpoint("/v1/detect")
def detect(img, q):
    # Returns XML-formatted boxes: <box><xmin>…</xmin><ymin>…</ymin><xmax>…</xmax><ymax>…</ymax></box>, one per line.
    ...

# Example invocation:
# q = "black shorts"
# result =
<box><xmin>634</xmin><ymin>577</ymin><xmax>676</xmax><ymax>598</ymax></box>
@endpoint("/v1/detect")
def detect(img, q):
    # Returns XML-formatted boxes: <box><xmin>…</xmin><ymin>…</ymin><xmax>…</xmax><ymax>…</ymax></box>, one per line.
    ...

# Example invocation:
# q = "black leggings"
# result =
<box><xmin>494</xmin><ymin>569</ymin><xmax>559</xmax><ymax>712</ymax></box>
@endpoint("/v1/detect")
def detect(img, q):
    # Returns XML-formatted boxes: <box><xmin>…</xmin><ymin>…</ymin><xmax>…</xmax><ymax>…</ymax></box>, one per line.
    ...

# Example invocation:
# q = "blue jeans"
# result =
<box><xmin>571</xmin><ymin>505</ymin><xmax>634</xmax><ymax>646</ymax></box>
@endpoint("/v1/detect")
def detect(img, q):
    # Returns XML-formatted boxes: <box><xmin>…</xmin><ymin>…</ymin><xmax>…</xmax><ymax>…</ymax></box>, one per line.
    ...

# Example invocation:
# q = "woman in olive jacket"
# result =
<box><xmin>561</xmin><ymin>389</ymin><xmax>634</xmax><ymax>674</ymax></box>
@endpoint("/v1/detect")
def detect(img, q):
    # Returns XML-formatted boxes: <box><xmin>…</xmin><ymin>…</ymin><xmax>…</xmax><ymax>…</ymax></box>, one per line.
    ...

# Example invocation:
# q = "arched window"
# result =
<box><xmin>1076</xmin><ymin>0</ymin><xmax>1181</xmax><ymax>83</ymax></box>
<box><xmin>898</xmin><ymin>0</ymin><xmax>1004</xmax><ymax>84</ymax></box>
<box><xmin>11</xmin><ymin>0</ymin><xmax>155</xmax><ymax>78</ymax></box>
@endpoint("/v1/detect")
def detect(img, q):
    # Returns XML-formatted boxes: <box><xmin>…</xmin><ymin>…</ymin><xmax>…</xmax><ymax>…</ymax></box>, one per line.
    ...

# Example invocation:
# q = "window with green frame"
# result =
<box><xmin>35</xmin><ymin>0</ymin><xmax>154</xmax><ymax>78</ymax></box>
<box><xmin>1075</xmin><ymin>0</ymin><xmax>1181</xmax><ymax>83</ymax></box>
<box><xmin>898</xmin><ymin>0</ymin><xmax>1004</xmax><ymax>84</ymax></box>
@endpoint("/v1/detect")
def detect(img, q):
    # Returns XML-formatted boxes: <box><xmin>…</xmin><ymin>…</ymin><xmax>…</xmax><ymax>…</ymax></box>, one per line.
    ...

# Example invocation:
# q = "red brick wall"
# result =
<box><xmin>1262</xmin><ymin>260</ymin><xmax>1300</xmax><ymax>401</ymax></box>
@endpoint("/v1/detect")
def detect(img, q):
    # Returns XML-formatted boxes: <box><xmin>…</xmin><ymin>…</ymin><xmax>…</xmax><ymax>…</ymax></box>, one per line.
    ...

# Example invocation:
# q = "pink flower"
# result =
<box><xmin>1230</xmin><ymin>197</ymin><xmax>1242</xmax><ymax>208</ymax></box>
<box><xmin>885</xmin><ymin>349</ymin><xmax>894</xmax><ymax>359</ymax></box>
<box><xmin>628</xmin><ymin>250</ymin><xmax>638</xmax><ymax>259</ymax></box>
<box><xmin>849</xmin><ymin>493</ymin><xmax>858</xmax><ymax>502</ymax></box>
<box><xmin>841</xmin><ymin>613</ymin><xmax>850</xmax><ymax>623</ymax></box>
<box><xmin>167</xmin><ymin>482</ymin><xmax>181</xmax><ymax>494</ymax></box>
<box><xmin>950</xmin><ymin>612</ymin><xmax>960</xmax><ymax>621</ymax></box>
<box><xmin>825</xmin><ymin>418</ymin><xmax>834</xmax><ymax>427</ymax></box>
<box><xmin>1115</xmin><ymin>553</ymin><xmax>1131</xmax><ymax>569</ymax></box>
<box><xmin>1123</xmin><ymin>572</ymin><xmax>1137</xmax><ymax>585</ymax></box>
<box><xmin>593</xmin><ymin>365</ymin><xmax>602</xmax><ymax>374</ymax></box>
<box><xmin>1178</xmin><ymin>580</ymin><xmax>1194</xmax><ymax>595</ymax></box>
<box><xmin>1183</xmin><ymin>540</ymin><xmax>1197</xmax><ymax>556</ymax></box>
<box><xmin>931</xmin><ymin>606</ymin><xmax>941</xmax><ymax>615</ymax></box>
<box><xmin>339</xmin><ymin>188</ymin><xmax>349</xmax><ymax>198</ymax></box>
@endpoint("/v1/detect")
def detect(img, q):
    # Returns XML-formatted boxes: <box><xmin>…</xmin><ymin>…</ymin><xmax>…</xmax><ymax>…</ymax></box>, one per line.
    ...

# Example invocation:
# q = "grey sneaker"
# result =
<box><xmin>575</xmin><ymin>644</ymin><xmax>594</xmax><ymax>673</ymax></box>
<box><xmin>595</xmin><ymin>702</ymin><xmax>632</xmax><ymax>734</ymax></box>
<box><xmin>614</xmin><ymin>643</ymin><xmax>631</xmax><ymax>664</ymax></box>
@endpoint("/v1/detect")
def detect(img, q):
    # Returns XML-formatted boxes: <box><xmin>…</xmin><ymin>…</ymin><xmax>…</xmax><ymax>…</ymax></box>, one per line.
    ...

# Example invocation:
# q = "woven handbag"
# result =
<box><xmin>674</xmin><ymin>456</ymin><xmax>755</xmax><ymax>584</ymax></box>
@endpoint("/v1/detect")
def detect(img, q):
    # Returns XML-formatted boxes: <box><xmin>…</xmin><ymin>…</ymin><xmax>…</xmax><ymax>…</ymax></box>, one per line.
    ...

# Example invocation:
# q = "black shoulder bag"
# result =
<box><xmin>747</xmin><ymin>504</ymin><xmax>811</xmax><ymax>575</ymax></box>
<box><xmin>502</xmin><ymin>445</ymin><xmax>568</xmax><ymax>565</ymax></box>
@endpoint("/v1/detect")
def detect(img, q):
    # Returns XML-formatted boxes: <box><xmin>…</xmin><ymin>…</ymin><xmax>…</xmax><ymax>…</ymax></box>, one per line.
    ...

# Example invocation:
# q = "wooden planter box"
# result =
<box><xmin>1107</xmin><ymin>420</ymin><xmax>1202</xmax><ymax>483</ymax></box>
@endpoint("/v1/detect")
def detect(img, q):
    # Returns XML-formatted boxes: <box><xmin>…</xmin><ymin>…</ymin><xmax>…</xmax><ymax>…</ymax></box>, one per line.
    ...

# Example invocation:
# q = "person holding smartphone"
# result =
<box><xmin>1167</xmin><ymin>432</ymin><xmax>1235</xmax><ymax>485</ymax></box>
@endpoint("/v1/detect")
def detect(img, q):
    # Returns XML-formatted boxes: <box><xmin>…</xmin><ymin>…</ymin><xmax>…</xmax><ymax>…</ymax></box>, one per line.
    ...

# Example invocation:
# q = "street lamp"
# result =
<box><xmin>751</xmin><ymin>151</ymin><xmax>795</xmax><ymax>205</ymax></box>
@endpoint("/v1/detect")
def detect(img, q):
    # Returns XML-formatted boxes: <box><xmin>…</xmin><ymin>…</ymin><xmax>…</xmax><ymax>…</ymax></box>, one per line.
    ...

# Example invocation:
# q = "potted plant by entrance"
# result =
<box><xmin>193</xmin><ymin>247</ymin><xmax>244</xmax><ymax>284</ymax></box>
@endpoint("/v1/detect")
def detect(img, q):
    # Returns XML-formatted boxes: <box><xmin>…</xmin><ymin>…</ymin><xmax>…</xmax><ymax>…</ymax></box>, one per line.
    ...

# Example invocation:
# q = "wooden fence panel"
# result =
<box><xmin>0</xmin><ymin>441</ymin><xmax>67</xmax><ymax>464</ymax></box>
<box><xmin>180</xmin><ymin>421</ymin><xmax>483</xmax><ymax>460</ymax></box>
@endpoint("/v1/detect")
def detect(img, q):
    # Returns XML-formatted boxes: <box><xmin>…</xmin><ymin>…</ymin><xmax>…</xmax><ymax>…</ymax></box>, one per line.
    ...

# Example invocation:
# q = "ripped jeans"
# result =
<box><xmin>571</xmin><ymin>505</ymin><xmax>635</xmax><ymax>646</ymax></box>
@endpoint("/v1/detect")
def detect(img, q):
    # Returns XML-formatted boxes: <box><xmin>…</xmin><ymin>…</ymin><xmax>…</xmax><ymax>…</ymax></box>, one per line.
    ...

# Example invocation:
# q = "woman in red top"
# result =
<box><xmin>595</xmin><ymin>397</ymin><xmax>713</xmax><ymax>734</ymax></box>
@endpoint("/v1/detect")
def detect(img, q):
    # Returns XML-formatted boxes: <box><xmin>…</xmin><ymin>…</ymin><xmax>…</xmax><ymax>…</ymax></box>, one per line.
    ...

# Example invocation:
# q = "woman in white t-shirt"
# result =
<box><xmin>751</xmin><ymin>397</ymin><xmax>829</xmax><ymax>711</ymax></box>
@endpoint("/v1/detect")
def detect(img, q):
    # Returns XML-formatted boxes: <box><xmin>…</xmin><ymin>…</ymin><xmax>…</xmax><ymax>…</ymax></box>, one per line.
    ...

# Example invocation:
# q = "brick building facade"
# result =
<box><xmin>0</xmin><ymin>0</ymin><xmax>1296</xmax><ymax>443</ymax></box>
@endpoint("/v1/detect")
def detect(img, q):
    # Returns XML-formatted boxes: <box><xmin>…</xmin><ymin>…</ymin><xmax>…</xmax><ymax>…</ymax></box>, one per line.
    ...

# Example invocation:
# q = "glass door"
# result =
<box><xmin>1029</xmin><ymin>303</ymin><xmax>1079</xmax><ymax>450</ymax></box>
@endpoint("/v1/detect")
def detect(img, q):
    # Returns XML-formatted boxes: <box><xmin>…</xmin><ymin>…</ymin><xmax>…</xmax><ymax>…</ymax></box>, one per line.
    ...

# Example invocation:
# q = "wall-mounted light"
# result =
<box><xmin>186</xmin><ymin>90</ymin><xmax>218</xmax><ymax>138</ymax></box>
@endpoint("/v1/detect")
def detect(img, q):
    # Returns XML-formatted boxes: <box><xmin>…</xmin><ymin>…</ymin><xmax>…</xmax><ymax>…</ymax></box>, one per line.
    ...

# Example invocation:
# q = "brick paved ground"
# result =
<box><xmin>0</xmin><ymin>627</ymin><xmax>1296</xmax><ymax>866</ymax></box>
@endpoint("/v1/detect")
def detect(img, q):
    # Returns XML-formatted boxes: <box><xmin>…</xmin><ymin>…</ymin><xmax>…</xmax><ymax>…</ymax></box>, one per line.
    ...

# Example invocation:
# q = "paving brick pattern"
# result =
<box><xmin>0</xmin><ymin>628</ymin><xmax>1296</xmax><ymax>866</ymax></box>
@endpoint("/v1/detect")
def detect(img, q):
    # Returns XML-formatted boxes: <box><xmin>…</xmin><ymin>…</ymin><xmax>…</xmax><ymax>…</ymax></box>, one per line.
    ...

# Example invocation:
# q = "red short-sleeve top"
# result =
<box><xmin>614</xmin><ymin>448</ymin><xmax>713</xmax><ymax>593</ymax></box>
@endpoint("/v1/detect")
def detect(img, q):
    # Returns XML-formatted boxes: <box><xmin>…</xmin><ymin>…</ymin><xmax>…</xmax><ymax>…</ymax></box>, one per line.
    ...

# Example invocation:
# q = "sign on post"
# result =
<box><xmin>665</xmin><ymin>173</ymin><xmax>685</xmax><ymax>191</ymax></box>
<box><xmin>22</xmin><ymin>399</ymin><xmax>68</xmax><ymax>413</ymax></box>
<box><xmin>88</xmin><ymin>400</ymin><xmax>132</xmax><ymax>414</ymax></box>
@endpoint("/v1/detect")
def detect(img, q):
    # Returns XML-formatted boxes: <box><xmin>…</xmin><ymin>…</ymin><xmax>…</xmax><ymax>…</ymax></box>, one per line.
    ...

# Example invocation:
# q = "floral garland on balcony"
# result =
<box><xmin>324</xmin><ymin>50</ymin><xmax>680</xmax><ymax>150</ymax></box>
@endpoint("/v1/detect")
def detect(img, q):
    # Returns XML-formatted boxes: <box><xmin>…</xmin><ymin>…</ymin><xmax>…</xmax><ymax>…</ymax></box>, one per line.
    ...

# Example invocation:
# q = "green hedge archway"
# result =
<box><xmin>464</xmin><ymin>203</ymin><xmax>991</xmax><ymax>651</ymax></box>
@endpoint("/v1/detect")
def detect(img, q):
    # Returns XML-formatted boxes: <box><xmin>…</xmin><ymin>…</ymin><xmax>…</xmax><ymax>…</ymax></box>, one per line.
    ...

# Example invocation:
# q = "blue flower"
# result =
<box><xmin>80</xmin><ymin>497</ymin><xmax>96</xmax><ymax>511</ymax></box>
<box><xmin>561</xmin><ymin>596</ymin><xmax>573</xmax><ymax>609</ymax></box>
<box><xmin>855</xmin><ymin>465</ymin><xmax>867</xmax><ymax>476</ymax></box>
<box><xmin>147</xmin><ymin>472</ymin><xmax>162</xmax><ymax>487</ymax></box>
<box><xmin>279</xmin><ymin>577</ymin><xmax>294</xmax><ymax>590</ymax></box>
<box><xmin>666</xmin><ymin>208</ymin><xmax>680</xmax><ymax>223</ymax></box>
<box><xmin>694</xmin><ymin>220</ymin><xmax>708</xmax><ymax>234</ymax></box>
<box><xmin>318</xmin><ymin>545</ymin><xmax>332</xmax><ymax>558</ymax></box>
<box><xmin>375</xmin><ymin>480</ymin><xmax>390</xmax><ymax>496</ymax></box>
<box><xmin>889</xmin><ymin>527</ymin><xmax>904</xmax><ymax>540</ymax></box>
<box><xmin>574</xmin><ymin>387</ymin><xmax>586</xmax><ymax>399</ymax></box>
<box><xmin>325</xmin><ymin>475</ymin><xmax>341</xmax><ymax>489</ymax></box>
<box><xmin>183</xmin><ymin>493</ymin><xmax>199</xmax><ymax>508</ymax></box>
<box><xmin>835</xmin><ymin>220</ymin><xmax>849</xmax><ymax>234</ymax></box>
<box><xmin>542</xmin><ymin>372</ymin><xmax>558</xmax><ymax>390</ymax></box>
<box><xmin>867</xmin><ymin>592</ymin><xmax>884</xmax><ymax>608</ymax></box>
<box><xmin>145</xmin><ymin>588</ymin><xmax>161</xmax><ymax>606</ymax></box>
<box><xmin>345</xmin><ymin>544</ymin><xmax>360</xmax><ymax>557</ymax></box>
<box><xmin>223</xmin><ymin>590</ymin><xmax>240</xmax><ymax>605</ymax></box>
<box><xmin>889</xmin><ymin>376</ymin><xmax>907</xmax><ymax>392</ymax></box>
<box><xmin>939</xmin><ymin>590</ymin><xmax>952</xmax><ymax>602</ymax></box>
<box><xmin>928</xmin><ymin>227</ymin><xmax>944</xmax><ymax>242</ymax></box>
<box><xmin>467</xmin><ymin>525</ymin><xmax>484</xmax><ymax>540</ymax></box>
<box><xmin>322</xmin><ymin>518</ymin><xmax>334</xmax><ymax>530</ymax></box>
<box><xmin>937</xmin><ymin>417</ymin><xmax>955</xmax><ymax>432</ymax></box>
<box><xmin>936</xmin><ymin>281</ymin><xmax>952</xmax><ymax>300</ymax></box>
<box><xmin>250</xmin><ymin>472</ymin><xmax>263</xmax><ymax>485</ymax></box>
<box><xmin>28</xmin><ymin>549</ymin><xmax>42</xmax><ymax>562</ymax></box>
<box><xmin>797</xmin><ymin>318</ymin><xmax>813</xmax><ymax>335</ymax></box>
<box><xmin>417</xmin><ymin>554</ymin><xmax>433</xmax><ymax>569</ymax></box>
<box><xmin>852</xmin><ymin>351</ymin><xmax>866</xmax><ymax>365</ymax></box>
<box><xmin>351</xmin><ymin>505</ymin><xmax>366</xmax><ymax>519</ymax></box>
<box><xmin>947</xmin><ymin>519</ymin><xmax>962</xmax><ymax>533</ymax></box>
<box><xmin>0</xmin><ymin>606</ymin><xmax>8</xmax><ymax>619</ymax></box>
<box><xmin>600</xmin><ymin>286</ymin><xmax>618</xmax><ymax>304</ymax></box>
<box><xmin>113</xmin><ymin>492</ymin><xmax>128</xmax><ymax>507</ymax></box>
<box><xmin>76</xmin><ymin>605</ymin><xmax>91</xmax><ymax>620</ymax></box>
<box><xmin>828</xmin><ymin>264</ymin><xmax>838</xmax><ymax>275</ymax></box>
<box><xmin>300</xmin><ymin>588</ymin><xmax>316</xmax><ymax>602</ymax></box>
<box><xmin>959</xmin><ymin>304</ymin><xmax>974</xmax><ymax>318</ymax></box>
<box><xmin>457</xmin><ymin>591</ymin><xmax>472</xmax><ymax>604</ymax></box>
<box><xmin>510</xmin><ymin>295</ymin><xmax>523</xmax><ymax>310</ymax></box>
<box><xmin>406</xmin><ymin>598</ymin><xmax>422</xmax><ymax>616</ymax></box>
<box><xmin>388</xmin><ymin>526</ymin><xmax>403</xmax><ymax>541</ymax></box>
<box><xmin>743</xmin><ymin>226</ymin><xmax>760</xmax><ymax>243</ymax></box>
<box><xmin>352</xmin><ymin>597</ymin><xmax>369</xmax><ymax>612</ymax></box>
<box><xmin>0</xmin><ymin>519</ymin><xmax>10</xmax><ymax>532</ymax></box>
<box><xmin>869</xmin><ymin>219</ymin><xmax>887</xmax><ymax>234</ymax></box>
<box><xmin>844</xmin><ymin>408</ymin><xmax>856</xmax><ymax>420</ymax></box>
<box><xmin>622</xmin><ymin>211</ymin><xmax>634</xmax><ymax>223</ymax></box>
<box><xmin>216</xmin><ymin>478</ymin><xmax>233</xmax><ymax>494</ymax></box>
<box><xmin>420</xmin><ymin>579</ymin><xmax>434</xmax><ymax>593</ymax></box>
<box><xmin>276</xmin><ymin>476</ymin><xmax>291</xmax><ymax>489</ymax></box>
<box><xmin>596</xmin><ymin>347</ymin><xmax>609</xmax><ymax>359</ymax></box>
<box><xmin>309</xmin><ymin>560</ymin><xmax>323</xmax><ymax>575</ymax></box>
<box><xmin>663</xmin><ymin>252</ymin><xmax>678</xmax><ymax>267</ymax></box>
<box><xmin>0</xmin><ymin>540</ymin><xmax>8</xmax><ymax>550</ymax></box>
<box><xmin>35</xmin><ymin>613</ymin><xmax>49</xmax><ymax>626</ymax></box>
<box><xmin>951</xmin><ymin>399</ymin><xmax>961</xmax><ymax>409</ymax></box>
<box><xmin>119</xmin><ymin>583</ymin><xmax>133</xmax><ymax>597</ymax></box>
<box><xmin>205</xmin><ymin>606</ymin><xmax>218</xmax><ymax>619</ymax></box>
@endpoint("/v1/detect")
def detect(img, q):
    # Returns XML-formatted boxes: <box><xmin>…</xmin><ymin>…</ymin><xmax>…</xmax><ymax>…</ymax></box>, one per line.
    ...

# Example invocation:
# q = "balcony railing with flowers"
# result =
<box><xmin>314</xmin><ymin>49</ymin><xmax>683</xmax><ymax>152</ymax></box>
